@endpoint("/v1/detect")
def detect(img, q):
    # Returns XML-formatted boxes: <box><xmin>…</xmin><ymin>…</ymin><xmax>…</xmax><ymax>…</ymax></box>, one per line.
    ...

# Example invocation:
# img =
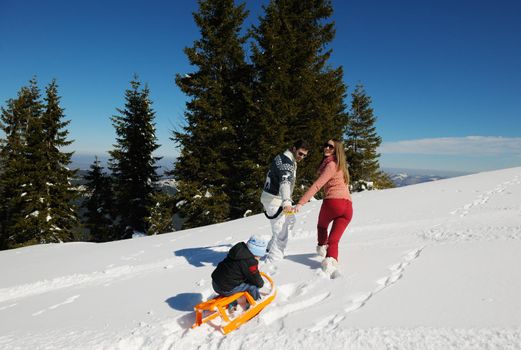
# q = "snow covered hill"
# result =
<box><xmin>1</xmin><ymin>167</ymin><xmax>521</xmax><ymax>350</ymax></box>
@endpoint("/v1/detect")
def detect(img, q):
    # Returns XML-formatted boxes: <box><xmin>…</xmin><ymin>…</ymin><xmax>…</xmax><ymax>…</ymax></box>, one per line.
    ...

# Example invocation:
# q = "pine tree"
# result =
<box><xmin>251</xmin><ymin>0</ymin><xmax>349</xmax><ymax>191</ymax></box>
<box><xmin>173</xmin><ymin>0</ymin><xmax>255</xmax><ymax>228</ymax></box>
<box><xmin>145</xmin><ymin>191</ymin><xmax>175</xmax><ymax>235</ymax></box>
<box><xmin>345</xmin><ymin>84</ymin><xmax>393</xmax><ymax>191</ymax></box>
<box><xmin>40</xmin><ymin>80</ymin><xmax>79</xmax><ymax>240</ymax></box>
<box><xmin>0</xmin><ymin>79</ymin><xmax>78</xmax><ymax>249</ymax></box>
<box><xmin>109</xmin><ymin>78</ymin><xmax>161</xmax><ymax>237</ymax></box>
<box><xmin>83</xmin><ymin>156</ymin><xmax>114</xmax><ymax>242</ymax></box>
<box><xmin>0</xmin><ymin>81</ymin><xmax>39</xmax><ymax>249</ymax></box>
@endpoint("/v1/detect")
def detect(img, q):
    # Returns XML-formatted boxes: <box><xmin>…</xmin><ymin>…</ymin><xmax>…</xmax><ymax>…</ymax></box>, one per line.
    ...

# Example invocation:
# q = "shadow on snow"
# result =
<box><xmin>285</xmin><ymin>253</ymin><xmax>322</xmax><ymax>269</ymax></box>
<box><xmin>165</xmin><ymin>293</ymin><xmax>204</xmax><ymax>312</ymax></box>
<box><xmin>174</xmin><ymin>244</ymin><xmax>231</xmax><ymax>267</ymax></box>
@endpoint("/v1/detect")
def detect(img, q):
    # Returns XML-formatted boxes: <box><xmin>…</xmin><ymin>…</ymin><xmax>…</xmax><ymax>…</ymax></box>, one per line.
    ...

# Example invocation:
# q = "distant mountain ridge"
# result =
<box><xmin>383</xmin><ymin>168</ymin><xmax>472</xmax><ymax>187</ymax></box>
<box><xmin>71</xmin><ymin>155</ymin><xmax>471</xmax><ymax>189</ymax></box>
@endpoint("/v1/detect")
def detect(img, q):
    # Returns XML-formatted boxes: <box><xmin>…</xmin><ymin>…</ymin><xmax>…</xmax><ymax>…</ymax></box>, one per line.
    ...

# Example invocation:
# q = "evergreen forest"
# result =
<box><xmin>0</xmin><ymin>0</ymin><xmax>392</xmax><ymax>250</ymax></box>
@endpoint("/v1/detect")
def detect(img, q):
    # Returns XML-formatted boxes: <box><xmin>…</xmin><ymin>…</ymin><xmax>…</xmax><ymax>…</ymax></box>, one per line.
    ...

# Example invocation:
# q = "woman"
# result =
<box><xmin>294</xmin><ymin>139</ymin><xmax>353</xmax><ymax>272</ymax></box>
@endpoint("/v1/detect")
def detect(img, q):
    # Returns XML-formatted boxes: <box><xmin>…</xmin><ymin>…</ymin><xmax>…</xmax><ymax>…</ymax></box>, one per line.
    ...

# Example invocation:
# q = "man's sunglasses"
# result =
<box><xmin>297</xmin><ymin>151</ymin><xmax>307</xmax><ymax>158</ymax></box>
<box><xmin>324</xmin><ymin>143</ymin><xmax>335</xmax><ymax>150</ymax></box>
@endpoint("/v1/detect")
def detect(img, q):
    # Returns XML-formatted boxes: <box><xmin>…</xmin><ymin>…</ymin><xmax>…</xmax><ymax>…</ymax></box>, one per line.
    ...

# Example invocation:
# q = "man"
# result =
<box><xmin>261</xmin><ymin>140</ymin><xmax>309</xmax><ymax>262</ymax></box>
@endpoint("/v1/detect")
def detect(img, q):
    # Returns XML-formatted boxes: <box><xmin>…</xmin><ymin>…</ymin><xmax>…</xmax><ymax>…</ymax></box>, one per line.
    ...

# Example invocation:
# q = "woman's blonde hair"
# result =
<box><xmin>332</xmin><ymin>139</ymin><xmax>350</xmax><ymax>185</ymax></box>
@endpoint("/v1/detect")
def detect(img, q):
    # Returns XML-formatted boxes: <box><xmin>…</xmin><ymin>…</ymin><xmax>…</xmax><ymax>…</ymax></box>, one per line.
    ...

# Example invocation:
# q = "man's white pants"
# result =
<box><xmin>263</xmin><ymin>202</ymin><xmax>296</xmax><ymax>262</ymax></box>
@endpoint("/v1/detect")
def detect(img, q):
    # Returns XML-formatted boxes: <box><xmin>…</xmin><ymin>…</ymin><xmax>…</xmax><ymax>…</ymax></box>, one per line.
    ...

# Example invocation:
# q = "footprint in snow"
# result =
<box><xmin>309</xmin><ymin>314</ymin><xmax>345</xmax><ymax>332</ymax></box>
<box><xmin>404</xmin><ymin>247</ymin><xmax>423</xmax><ymax>261</ymax></box>
<box><xmin>261</xmin><ymin>292</ymin><xmax>330</xmax><ymax>325</ymax></box>
<box><xmin>376</xmin><ymin>274</ymin><xmax>401</xmax><ymax>290</ymax></box>
<box><xmin>296</xmin><ymin>281</ymin><xmax>312</xmax><ymax>296</ymax></box>
<box><xmin>389</xmin><ymin>262</ymin><xmax>406</xmax><ymax>272</ymax></box>
<box><xmin>344</xmin><ymin>292</ymin><xmax>372</xmax><ymax>313</ymax></box>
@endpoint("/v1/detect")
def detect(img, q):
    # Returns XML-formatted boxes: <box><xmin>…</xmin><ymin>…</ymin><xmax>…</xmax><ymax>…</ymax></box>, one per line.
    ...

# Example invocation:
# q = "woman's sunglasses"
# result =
<box><xmin>324</xmin><ymin>143</ymin><xmax>335</xmax><ymax>150</ymax></box>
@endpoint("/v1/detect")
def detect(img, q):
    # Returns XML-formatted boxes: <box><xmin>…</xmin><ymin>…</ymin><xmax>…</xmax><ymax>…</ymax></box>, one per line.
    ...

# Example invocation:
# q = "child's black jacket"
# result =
<box><xmin>211</xmin><ymin>242</ymin><xmax>264</xmax><ymax>291</ymax></box>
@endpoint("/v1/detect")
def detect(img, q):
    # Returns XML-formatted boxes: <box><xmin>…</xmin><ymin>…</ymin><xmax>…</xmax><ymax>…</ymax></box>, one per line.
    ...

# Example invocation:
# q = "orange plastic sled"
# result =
<box><xmin>191</xmin><ymin>272</ymin><xmax>276</xmax><ymax>334</ymax></box>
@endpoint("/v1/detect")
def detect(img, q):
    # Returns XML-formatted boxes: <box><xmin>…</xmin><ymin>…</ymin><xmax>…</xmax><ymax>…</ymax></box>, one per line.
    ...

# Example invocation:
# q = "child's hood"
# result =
<box><xmin>228</xmin><ymin>242</ymin><xmax>255</xmax><ymax>261</ymax></box>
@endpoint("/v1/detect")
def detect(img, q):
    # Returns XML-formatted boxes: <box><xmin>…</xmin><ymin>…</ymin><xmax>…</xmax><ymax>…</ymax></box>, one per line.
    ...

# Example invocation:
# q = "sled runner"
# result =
<box><xmin>192</xmin><ymin>272</ymin><xmax>276</xmax><ymax>334</ymax></box>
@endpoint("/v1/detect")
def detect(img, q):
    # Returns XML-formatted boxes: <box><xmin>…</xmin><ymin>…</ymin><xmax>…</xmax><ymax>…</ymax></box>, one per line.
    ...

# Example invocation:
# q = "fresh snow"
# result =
<box><xmin>1</xmin><ymin>167</ymin><xmax>521</xmax><ymax>349</ymax></box>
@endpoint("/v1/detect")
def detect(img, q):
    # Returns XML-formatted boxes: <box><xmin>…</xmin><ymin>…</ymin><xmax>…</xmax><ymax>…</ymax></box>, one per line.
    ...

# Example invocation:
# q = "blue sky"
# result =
<box><xmin>1</xmin><ymin>0</ymin><xmax>520</xmax><ymax>173</ymax></box>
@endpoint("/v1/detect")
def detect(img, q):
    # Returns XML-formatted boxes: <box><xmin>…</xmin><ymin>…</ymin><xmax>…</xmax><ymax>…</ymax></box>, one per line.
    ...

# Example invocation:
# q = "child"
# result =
<box><xmin>211</xmin><ymin>235</ymin><xmax>268</xmax><ymax>304</ymax></box>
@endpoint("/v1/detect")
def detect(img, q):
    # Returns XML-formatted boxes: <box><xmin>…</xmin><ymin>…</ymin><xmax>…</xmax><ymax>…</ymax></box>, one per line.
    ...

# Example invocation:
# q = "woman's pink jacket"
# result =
<box><xmin>298</xmin><ymin>160</ymin><xmax>352</xmax><ymax>205</ymax></box>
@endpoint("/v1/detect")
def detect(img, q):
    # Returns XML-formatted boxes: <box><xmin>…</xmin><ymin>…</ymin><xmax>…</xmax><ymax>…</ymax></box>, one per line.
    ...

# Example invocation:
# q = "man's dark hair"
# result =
<box><xmin>293</xmin><ymin>140</ymin><xmax>310</xmax><ymax>150</ymax></box>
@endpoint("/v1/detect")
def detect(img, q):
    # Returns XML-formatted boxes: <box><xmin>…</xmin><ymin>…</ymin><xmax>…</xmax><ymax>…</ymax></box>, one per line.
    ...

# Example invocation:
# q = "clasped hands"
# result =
<box><xmin>283</xmin><ymin>204</ymin><xmax>303</xmax><ymax>214</ymax></box>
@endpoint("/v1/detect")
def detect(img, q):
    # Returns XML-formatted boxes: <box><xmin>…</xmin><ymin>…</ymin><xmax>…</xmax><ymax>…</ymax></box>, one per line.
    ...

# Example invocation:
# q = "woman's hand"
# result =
<box><xmin>293</xmin><ymin>204</ymin><xmax>303</xmax><ymax>213</ymax></box>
